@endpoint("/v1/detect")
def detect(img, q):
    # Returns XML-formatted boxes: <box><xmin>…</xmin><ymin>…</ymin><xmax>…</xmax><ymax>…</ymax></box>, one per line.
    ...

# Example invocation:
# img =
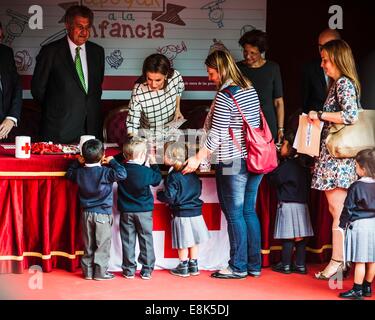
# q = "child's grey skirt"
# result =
<box><xmin>345</xmin><ymin>218</ymin><xmax>375</xmax><ymax>263</ymax></box>
<box><xmin>274</xmin><ymin>202</ymin><xmax>314</xmax><ymax>239</ymax></box>
<box><xmin>172</xmin><ymin>215</ymin><xmax>210</xmax><ymax>249</ymax></box>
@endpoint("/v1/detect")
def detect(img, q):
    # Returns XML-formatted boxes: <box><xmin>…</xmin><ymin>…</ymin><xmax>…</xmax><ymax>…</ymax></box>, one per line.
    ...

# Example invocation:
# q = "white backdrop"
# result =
<box><xmin>108</xmin><ymin>177</ymin><xmax>230</xmax><ymax>271</ymax></box>
<box><xmin>0</xmin><ymin>0</ymin><xmax>267</xmax><ymax>99</ymax></box>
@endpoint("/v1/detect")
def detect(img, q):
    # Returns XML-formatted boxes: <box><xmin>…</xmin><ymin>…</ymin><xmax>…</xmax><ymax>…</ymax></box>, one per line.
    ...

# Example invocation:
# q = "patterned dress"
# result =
<box><xmin>311</xmin><ymin>76</ymin><xmax>359</xmax><ymax>190</ymax></box>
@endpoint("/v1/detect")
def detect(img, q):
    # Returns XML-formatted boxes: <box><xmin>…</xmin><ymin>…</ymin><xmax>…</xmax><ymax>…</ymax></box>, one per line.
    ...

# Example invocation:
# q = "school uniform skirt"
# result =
<box><xmin>274</xmin><ymin>202</ymin><xmax>314</xmax><ymax>239</ymax></box>
<box><xmin>172</xmin><ymin>215</ymin><xmax>210</xmax><ymax>249</ymax></box>
<box><xmin>345</xmin><ymin>218</ymin><xmax>375</xmax><ymax>263</ymax></box>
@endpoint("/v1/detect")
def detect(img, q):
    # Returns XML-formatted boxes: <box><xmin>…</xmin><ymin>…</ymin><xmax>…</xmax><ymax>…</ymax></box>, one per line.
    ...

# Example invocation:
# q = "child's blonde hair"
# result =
<box><xmin>356</xmin><ymin>148</ymin><xmax>375</xmax><ymax>178</ymax></box>
<box><xmin>122</xmin><ymin>136</ymin><xmax>147</xmax><ymax>160</ymax></box>
<box><xmin>164</xmin><ymin>141</ymin><xmax>188</xmax><ymax>172</ymax></box>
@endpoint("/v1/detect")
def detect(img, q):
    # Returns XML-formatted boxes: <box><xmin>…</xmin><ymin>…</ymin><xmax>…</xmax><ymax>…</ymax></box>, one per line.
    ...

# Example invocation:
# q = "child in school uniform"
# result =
<box><xmin>66</xmin><ymin>139</ymin><xmax>127</xmax><ymax>281</ymax></box>
<box><xmin>114</xmin><ymin>136</ymin><xmax>162</xmax><ymax>280</ymax></box>
<box><xmin>339</xmin><ymin>148</ymin><xmax>375</xmax><ymax>300</ymax></box>
<box><xmin>268</xmin><ymin>131</ymin><xmax>314</xmax><ymax>275</ymax></box>
<box><xmin>157</xmin><ymin>141</ymin><xmax>210</xmax><ymax>277</ymax></box>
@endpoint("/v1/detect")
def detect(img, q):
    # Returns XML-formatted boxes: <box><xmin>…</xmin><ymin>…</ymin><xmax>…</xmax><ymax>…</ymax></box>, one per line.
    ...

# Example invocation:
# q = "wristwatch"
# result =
<box><xmin>317</xmin><ymin>111</ymin><xmax>324</xmax><ymax>121</ymax></box>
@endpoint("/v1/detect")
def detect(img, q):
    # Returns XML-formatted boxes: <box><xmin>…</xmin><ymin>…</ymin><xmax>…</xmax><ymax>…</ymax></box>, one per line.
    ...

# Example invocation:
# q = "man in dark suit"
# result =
<box><xmin>0</xmin><ymin>22</ymin><xmax>22</xmax><ymax>140</ymax></box>
<box><xmin>31</xmin><ymin>5</ymin><xmax>104</xmax><ymax>143</ymax></box>
<box><xmin>359</xmin><ymin>51</ymin><xmax>375</xmax><ymax>108</ymax></box>
<box><xmin>302</xmin><ymin>29</ymin><xmax>341</xmax><ymax>113</ymax></box>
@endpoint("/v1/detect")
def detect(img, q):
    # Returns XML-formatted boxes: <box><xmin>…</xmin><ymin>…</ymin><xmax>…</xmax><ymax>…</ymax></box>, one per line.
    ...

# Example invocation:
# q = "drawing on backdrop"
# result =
<box><xmin>106</xmin><ymin>49</ymin><xmax>125</xmax><ymax>69</ymax></box>
<box><xmin>201</xmin><ymin>0</ymin><xmax>226</xmax><ymax>28</ymax></box>
<box><xmin>0</xmin><ymin>0</ymin><xmax>267</xmax><ymax>99</ymax></box>
<box><xmin>157</xmin><ymin>41</ymin><xmax>187</xmax><ymax>67</ymax></box>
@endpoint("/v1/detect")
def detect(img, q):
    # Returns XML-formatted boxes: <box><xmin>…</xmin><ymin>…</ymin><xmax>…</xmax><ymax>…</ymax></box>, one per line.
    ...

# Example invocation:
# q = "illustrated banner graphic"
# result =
<box><xmin>0</xmin><ymin>0</ymin><xmax>267</xmax><ymax>99</ymax></box>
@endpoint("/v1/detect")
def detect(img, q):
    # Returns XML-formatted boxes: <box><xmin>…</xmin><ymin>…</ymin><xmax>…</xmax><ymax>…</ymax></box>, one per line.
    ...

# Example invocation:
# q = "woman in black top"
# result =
<box><xmin>237</xmin><ymin>29</ymin><xmax>285</xmax><ymax>143</ymax></box>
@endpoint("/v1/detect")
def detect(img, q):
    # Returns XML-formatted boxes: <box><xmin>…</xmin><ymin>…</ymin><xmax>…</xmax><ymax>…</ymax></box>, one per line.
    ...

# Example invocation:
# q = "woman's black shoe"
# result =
<box><xmin>339</xmin><ymin>289</ymin><xmax>363</xmax><ymax>300</ymax></box>
<box><xmin>271</xmin><ymin>262</ymin><xmax>291</xmax><ymax>274</ymax></box>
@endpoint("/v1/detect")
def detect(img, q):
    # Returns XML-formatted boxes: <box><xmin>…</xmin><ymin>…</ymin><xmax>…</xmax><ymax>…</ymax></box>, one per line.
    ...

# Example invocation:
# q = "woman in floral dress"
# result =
<box><xmin>308</xmin><ymin>39</ymin><xmax>360</xmax><ymax>280</ymax></box>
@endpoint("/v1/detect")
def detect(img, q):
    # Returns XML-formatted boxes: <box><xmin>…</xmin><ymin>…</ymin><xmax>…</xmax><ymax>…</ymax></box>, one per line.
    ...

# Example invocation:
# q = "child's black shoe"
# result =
<box><xmin>170</xmin><ymin>260</ymin><xmax>189</xmax><ymax>277</ymax></box>
<box><xmin>188</xmin><ymin>259</ymin><xmax>200</xmax><ymax>276</ymax></box>
<box><xmin>339</xmin><ymin>289</ymin><xmax>363</xmax><ymax>300</ymax></box>
<box><xmin>363</xmin><ymin>282</ymin><xmax>372</xmax><ymax>297</ymax></box>
<box><xmin>271</xmin><ymin>262</ymin><xmax>291</xmax><ymax>274</ymax></box>
<box><xmin>291</xmin><ymin>263</ymin><xmax>307</xmax><ymax>274</ymax></box>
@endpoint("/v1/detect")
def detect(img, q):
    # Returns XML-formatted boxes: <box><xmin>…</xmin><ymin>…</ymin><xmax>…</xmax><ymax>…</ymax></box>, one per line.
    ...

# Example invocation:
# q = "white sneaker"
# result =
<box><xmin>140</xmin><ymin>272</ymin><xmax>152</xmax><ymax>280</ymax></box>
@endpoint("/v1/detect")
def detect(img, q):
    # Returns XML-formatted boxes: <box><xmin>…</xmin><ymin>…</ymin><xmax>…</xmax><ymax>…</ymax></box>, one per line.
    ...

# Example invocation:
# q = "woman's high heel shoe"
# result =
<box><xmin>314</xmin><ymin>259</ymin><xmax>344</xmax><ymax>280</ymax></box>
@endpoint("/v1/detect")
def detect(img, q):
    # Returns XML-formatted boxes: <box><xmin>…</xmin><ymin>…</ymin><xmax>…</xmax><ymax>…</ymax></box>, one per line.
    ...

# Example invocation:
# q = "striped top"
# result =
<box><xmin>205</xmin><ymin>85</ymin><xmax>260</xmax><ymax>161</ymax></box>
<box><xmin>126</xmin><ymin>70</ymin><xmax>185</xmax><ymax>135</ymax></box>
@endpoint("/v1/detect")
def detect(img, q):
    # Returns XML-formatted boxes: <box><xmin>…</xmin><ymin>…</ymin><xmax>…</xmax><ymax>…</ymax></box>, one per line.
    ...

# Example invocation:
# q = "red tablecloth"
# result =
<box><xmin>0</xmin><ymin>147</ymin><xmax>332</xmax><ymax>273</ymax></box>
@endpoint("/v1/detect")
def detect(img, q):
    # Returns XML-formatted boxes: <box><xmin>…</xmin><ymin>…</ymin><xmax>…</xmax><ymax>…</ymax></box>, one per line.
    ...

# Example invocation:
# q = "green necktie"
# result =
<box><xmin>75</xmin><ymin>47</ymin><xmax>87</xmax><ymax>93</ymax></box>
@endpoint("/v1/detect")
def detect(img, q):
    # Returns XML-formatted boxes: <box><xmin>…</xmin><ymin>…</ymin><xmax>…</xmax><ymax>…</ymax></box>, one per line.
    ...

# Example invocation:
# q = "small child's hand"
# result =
<box><xmin>101</xmin><ymin>156</ymin><xmax>114</xmax><ymax>165</ymax></box>
<box><xmin>78</xmin><ymin>155</ymin><xmax>85</xmax><ymax>165</ymax></box>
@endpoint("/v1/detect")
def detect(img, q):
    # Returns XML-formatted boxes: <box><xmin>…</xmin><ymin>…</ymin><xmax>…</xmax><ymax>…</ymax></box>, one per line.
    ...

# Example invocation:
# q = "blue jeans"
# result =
<box><xmin>215</xmin><ymin>158</ymin><xmax>263</xmax><ymax>273</ymax></box>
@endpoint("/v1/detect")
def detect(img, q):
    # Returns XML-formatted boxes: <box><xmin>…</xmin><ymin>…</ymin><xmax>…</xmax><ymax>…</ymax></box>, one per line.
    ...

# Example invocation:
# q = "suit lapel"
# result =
<box><xmin>59</xmin><ymin>37</ymin><xmax>87</xmax><ymax>94</ymax></box>
<box><xmin>318</xmin><ymin>65</ymin><xmax>327</xmax><ymax>89</ymax></box>
<box><xmin>86</xmin><ymin>42</ymin><xmax>94</xmax><ymax>95</ymax></box>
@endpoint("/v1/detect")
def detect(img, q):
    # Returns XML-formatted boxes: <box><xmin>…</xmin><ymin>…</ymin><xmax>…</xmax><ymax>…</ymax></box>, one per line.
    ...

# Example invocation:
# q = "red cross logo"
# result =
<box><xmin>21</xmin><ymin>143</ymin><xmax>31</xmax><ymax>155</ymax></box>
<box><xmin>153</xmin><ymin>203</ymin><xmax>222</xmax><ymax>258</ymax></box>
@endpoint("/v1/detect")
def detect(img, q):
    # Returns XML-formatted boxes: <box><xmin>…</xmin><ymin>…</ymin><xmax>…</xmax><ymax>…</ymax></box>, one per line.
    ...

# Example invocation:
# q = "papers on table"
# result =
<box><xmin>104</xmin><ymin>142</ymin><xmax>119</xmax><ymax>149</ymax></box>
<box><xmin>0</xmin><ymin>144</ymin><xmax>16</xmax><ymax>149</ymax></box>
<box><xmin>164</xmin><ymin>118</ymin><xmax>187</xmax><ymax>130</ymax></box>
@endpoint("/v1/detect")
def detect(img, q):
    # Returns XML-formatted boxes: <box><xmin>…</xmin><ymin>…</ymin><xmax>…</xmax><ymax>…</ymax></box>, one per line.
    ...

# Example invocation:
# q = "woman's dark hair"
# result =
<box><xmin>141</xmin><ymin>53</ymin><xmax>174</xmax><ymax>89</ymax></box>
<box><xmin>64</xmin><ymin>5</ymin><xmax>94</xmax><ymax>26</ymax></box>
<box><xmin>82</xmin><ymin>139</ymin><xmax>104</xmax><ymax>164</ymax></box>
<box><xmin>355</xmin><ymin>148</ymin><xmax>375</xmax><ymax>178</ymax></box>
<box><xmin>238</xmin><ymin>29</ymin><xmax>268</xmax><ymax>53</ymax></box>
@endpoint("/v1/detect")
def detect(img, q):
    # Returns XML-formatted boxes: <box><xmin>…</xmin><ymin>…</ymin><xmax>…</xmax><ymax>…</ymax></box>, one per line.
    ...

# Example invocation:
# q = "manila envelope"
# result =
<box><xmin>293</xmin><ymin>114</ymin><xmax>323</xmax><ymax>157</ymax></box>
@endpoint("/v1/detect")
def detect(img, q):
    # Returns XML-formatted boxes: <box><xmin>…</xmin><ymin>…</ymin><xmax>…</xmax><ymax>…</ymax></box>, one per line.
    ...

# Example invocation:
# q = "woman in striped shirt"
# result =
<box><xmin>183</xmin><ymin>50</ymin><xmax>263</xmax><ymax>279</ymax></box>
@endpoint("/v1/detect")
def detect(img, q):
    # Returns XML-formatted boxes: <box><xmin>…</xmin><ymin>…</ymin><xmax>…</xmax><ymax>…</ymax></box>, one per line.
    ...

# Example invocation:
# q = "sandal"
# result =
<box><xmin>314</xmin><ymin>259</ymin><xmax>344</xmax><ymax>280</ymax></box>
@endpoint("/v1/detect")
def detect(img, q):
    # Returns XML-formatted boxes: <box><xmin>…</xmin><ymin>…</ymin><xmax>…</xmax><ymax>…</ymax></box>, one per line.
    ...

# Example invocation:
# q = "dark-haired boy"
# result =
<box><xmin>66</xmin><ymin>139</ymin><xmax>127</xmax><ymax>280</ymax></box>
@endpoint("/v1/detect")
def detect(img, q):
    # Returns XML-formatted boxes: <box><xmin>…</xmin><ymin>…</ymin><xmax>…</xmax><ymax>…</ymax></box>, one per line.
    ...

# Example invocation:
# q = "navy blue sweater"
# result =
<box><xmin>339</xmin><ymin>180</ymin><xmax>375</xmax><ymax>228</ymax></box>
<box><xmin>157</xmin><ymin>170</ymin><xmax>203</xmax><ymax>217</ymax></box>
<box><xmin>268</xmin><ymin>157</ymin><xmax>311</xmax><ymax>203</ymax></box>
<box><xmin>115</xmin><ymin>154</ymin><xmax>162</xmax><ymax>213</ymax></box>
<box><xmin>66</xmin><ymin>158</ymin><xmax>127</xmax><ymax>214</ymax></box>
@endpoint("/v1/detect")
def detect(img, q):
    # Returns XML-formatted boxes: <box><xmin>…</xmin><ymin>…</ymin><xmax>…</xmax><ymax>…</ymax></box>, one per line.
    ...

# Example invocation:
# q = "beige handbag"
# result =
<box><xmin>326</xmin><ymin>108</ymin><xmax>375</xmax><ymax>158</ymax></box>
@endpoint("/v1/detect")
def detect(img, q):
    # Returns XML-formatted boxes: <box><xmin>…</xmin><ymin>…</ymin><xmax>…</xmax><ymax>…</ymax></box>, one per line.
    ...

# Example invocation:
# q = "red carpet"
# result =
<box><xmin>0</xmin><ymin>264</ymin><xmax>373</xmax><ymax>300</ymax></box>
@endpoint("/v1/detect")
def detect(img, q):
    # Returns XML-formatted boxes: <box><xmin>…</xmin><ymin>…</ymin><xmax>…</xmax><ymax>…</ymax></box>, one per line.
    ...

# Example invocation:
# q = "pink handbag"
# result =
<box><xmin>225</xmin><ymin>89</ymin><xmax>278</xmax><ymax>174</ymax></box>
